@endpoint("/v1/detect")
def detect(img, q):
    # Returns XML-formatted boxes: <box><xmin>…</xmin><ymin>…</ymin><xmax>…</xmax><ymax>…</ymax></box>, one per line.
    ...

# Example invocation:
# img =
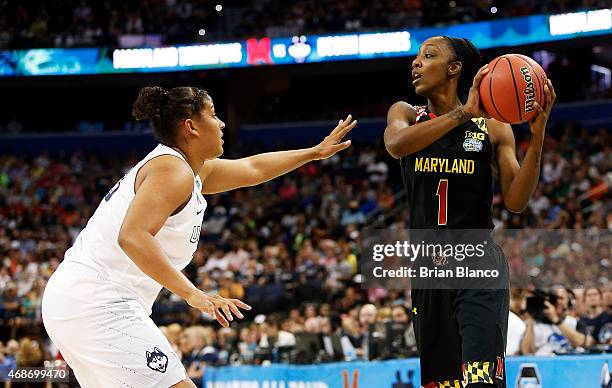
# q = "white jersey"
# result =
<box><xmin>64</xmin><ymin>144</ymin><xmax>206</xmax><ymax>314</ymax></box>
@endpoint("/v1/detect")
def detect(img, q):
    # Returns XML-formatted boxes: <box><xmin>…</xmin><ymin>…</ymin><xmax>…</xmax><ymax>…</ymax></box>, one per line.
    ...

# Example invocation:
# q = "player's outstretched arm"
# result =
<box><xmin>384</xmin><ymin>64</ymin><xmax>490</xmax><ymax>159</ymax></box>
<box><xmin>489</xmin><ymin>79</ymin><xmax>556</xmax><ymax>213</ymax></box>
<box><xmin>117</xmin><ymin>156</ymin><xmax>250</xmax><ymax>327</ymax></box>
<box><xmin>197</xmin><ymin>115</ymin><xmax>357</xmax><ymax>194</ymax></box>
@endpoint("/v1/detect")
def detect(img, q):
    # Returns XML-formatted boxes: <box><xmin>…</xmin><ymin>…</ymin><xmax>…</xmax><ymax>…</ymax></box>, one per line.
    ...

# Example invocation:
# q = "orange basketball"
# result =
<box><xmin>479</xmin><ymin>54</ymin><xmax>547</xmax><ymax>124</ymax></box>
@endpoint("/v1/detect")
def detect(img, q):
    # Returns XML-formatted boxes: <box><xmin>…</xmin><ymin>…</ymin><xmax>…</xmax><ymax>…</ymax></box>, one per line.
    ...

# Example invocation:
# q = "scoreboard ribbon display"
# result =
<box><xmin>0</xmin><ymin>8</ymin><xmax>610</xmax><ymax>77</ymax></box>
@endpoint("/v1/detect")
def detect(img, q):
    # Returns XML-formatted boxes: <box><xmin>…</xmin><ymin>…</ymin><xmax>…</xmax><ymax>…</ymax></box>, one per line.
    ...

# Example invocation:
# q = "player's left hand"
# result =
<box><xmin>312</xmin><ymin>114</ymin><xmax>357</xmax><ymax>160</ymax></box>
<box><xmin>186</xmin><ymin>290</ymin><xmax>251</xmax><ymax>327</ymax></box>
<box><xmin>529</xmin><ymin>79</ymin><xmax>556</xmax><ymax>137</ymax></box>
<box><xmin>207</xmin><ymin>294</ymin><xmax>252</xmax><ymax>327</ymax></box>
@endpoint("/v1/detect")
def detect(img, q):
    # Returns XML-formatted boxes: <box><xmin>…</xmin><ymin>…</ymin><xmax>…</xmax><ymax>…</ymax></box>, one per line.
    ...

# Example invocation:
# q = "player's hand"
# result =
<box><xmin>461</xmin><ymin>64</ymin><xmax>491</xmax><ymax>120</ymax></box>
<box><xmin>186</xmin><ymin>290</ymin><xmax>251</xmax><ymax>327</ymax></box>
<box><xmin>528</xmin><ymin>79</ymin><xmax>556</xmax><ymax>138</ymax></box>
<box><xmin>312</xmin><ymin>114</ymin><xmax>357</xmax><ymax>160</ymax></box>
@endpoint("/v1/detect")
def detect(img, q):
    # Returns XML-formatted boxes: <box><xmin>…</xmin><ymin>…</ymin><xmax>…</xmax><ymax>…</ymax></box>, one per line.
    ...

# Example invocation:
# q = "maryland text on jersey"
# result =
<box><xmin>414</xmin><ymin>157</ymin><xmax>475</xmax><ymax>174</ymax></box>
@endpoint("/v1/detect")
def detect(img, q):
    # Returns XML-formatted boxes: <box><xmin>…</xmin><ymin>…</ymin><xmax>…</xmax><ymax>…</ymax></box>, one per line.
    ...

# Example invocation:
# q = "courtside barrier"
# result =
<box><xmin>203</xmin><ymin>354</ymin><xmax>612</xmax><ymax>388</ymax></box>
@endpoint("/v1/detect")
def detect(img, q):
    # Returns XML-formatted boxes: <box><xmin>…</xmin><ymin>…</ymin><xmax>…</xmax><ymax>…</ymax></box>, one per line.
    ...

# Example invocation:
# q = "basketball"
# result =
<box><xmin>479</xmin><ymin>54</ymin><xmax>548</xmax><ymax>124</ymax></box>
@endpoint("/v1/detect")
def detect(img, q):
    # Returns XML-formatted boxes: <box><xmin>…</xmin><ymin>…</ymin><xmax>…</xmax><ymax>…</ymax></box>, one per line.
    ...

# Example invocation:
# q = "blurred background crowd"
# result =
<box><xmin>1</xmin><ymin>0</ymin><xmax>610</xmax><ymax>49</ymax></box>
<box><xmin>0</xmin><ymin>119</ymin><xmax>610</xmax><ymax>384</ymax></box>
<box><xmin>0</xmin><ymin>0</ymin><xmax>610</xmax><ymax>386</ymax></box>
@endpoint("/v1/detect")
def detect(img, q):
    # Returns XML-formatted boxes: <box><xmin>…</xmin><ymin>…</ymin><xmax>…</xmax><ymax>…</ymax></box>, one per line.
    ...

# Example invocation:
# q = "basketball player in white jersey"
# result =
<box><xmin>41</xmin><ymin>86</ymin><xmax>357</xmax><ymax>388</ymax></box>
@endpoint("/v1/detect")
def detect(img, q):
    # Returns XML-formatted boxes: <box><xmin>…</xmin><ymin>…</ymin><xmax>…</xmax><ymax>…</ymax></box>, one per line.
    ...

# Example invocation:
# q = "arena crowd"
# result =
<box><xmin>0</xmin><ymin>119</ymin><xmax>609</xmax><ymax>385</ymax></box>
<box><xmin>1</xmin><ymin>0</ymin><xmax>609</xmax><ymax>49</ymax></box>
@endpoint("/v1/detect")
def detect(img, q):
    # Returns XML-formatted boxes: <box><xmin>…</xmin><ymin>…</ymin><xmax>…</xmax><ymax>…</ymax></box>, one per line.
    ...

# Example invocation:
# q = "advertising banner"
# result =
<box><xmin>204</xmin><ymin>355</ymin><xmax>612</xmax><ymax>388</ymax></box>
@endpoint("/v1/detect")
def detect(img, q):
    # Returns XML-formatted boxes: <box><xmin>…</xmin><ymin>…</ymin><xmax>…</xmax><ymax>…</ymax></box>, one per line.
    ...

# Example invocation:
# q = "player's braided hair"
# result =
<box><xmin>442</xmin><ymin>36</ymin><xmax>481</xmax><ymax>104</ymax></box>
<box><xmin>132</xmin><ymin>86</ymin><xmax>210</xmax><ymax>146</ymax></box>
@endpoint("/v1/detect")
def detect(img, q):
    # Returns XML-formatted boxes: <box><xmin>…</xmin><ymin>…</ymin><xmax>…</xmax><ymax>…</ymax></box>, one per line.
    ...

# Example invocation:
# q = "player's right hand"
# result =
<box><xmin>186</xmin><ymin>290</ymin><xmax>252</xmax><ymax>327</ymax></box>
<box><xmin>462</xmin><ymin>64</ymin><xmax>491</xmax><ymax>119</ymax></box>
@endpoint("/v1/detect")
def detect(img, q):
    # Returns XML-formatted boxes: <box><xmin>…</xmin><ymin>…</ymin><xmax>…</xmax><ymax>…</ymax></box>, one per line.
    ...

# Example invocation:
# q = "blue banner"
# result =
<box><xmin>0</xmin><ymin>8</ymin><xmax>610</xmax><ymax>77</ymax></box>
<box><xmin>204</xmin><ymin>355</ymin><xmax>612</xmax><ymax>388</ymax></box>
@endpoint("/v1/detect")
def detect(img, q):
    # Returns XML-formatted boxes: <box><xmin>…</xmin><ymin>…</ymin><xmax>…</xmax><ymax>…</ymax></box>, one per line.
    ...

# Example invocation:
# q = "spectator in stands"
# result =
<box><xmin>10</xmin><ymin>338</ymin><xmax>48</xmax><ymax>388</ymax></box>
<box><xmin>390</xmin><ymin>304</ymin><xmax>417</xmax><ymax>350</ymax></box>
<box><xmin>180</xmin><ymin>325</ymin><xmax>217</xmax><ymax>381</ymax></box>
<box><xmin>577</xmin><ymin>288</ymin><xmax>612</xmax><ymax>345</ymax></box>
<box><xmin>507</xmin><ymin>289</ymin><xmax>526</xmax><ymax>356</ymax></box>
<box><xmin>202</xmin><ymin>248</ymin><xmax>228</xmax><ymax>273</ymax></box>
<box><xmin>339</xmin><ymin>314</ymin><xmax>361</xmax><ymax>361</ymax></box>
<box><xmin>0</xmin><ymin>340</ymin><xmax>16</xmax><ymax>380</ymax></box>
<box><xmin>303</xmin><ymin>317</ymin><xmax>320</xmax><ymax>334</ymax></box>
<box><xmin>284</xmin><ymin>308</ymin><xmax>305</xmax><ymax>333</ymax></box>
<box><xmin>341</xmin><ymin>200</ymin><xmax>366</xmax><ymax>226</ymax></box>
<box><xmin>572</xmin><ymin>288</ymin><xmax>586</xmax><ymax>319</ymax></box>
<box><xmin>217</xmin><ymin>271</ymin><xmax>245</xmax><ymax>301</ymax></box>
<box><xmin>160</xmin><ymin>323</ymin><xmax>183</xmax><ymax>357</ymax></box>
<box><xmin>258</xmin><ymin>314</ymin><xmax>296</xmax><ymax>350</ymax></box>
<box><xmin>15</xmin><ymin>339</ymin><xmax>41</xmax><ymax>366</ymax></box>
<box><xmin>217</xmin><ymin>327</ymin><xmax>238</xmax><ymax>365</ymax></box>
<box><xmin>319</xmin><ymin>316</ymin><xmax>343</xmax><ymax>362</ymax></box>
<box><xmin>604</xmin><ymin>289</ymin><xmax>612</xmax><ymax>315</ymax></box>
<box><xmin>2</xmin><ymin>284</ymin><xmax>20</xmax><ymax>338</ymax></box>
<box><xmin>4</xmin><ymin>340</ymin><xmax>19</xmax><ymax>366</ymax></box>
<box><xmin>10</xmin><ymin>337</ymin><xmax>50</xmax><ymax>388</ymax></box>
<box><xmin>355</xmin><ymin>304</ymin><xmax>377</xmax><ymax>360</ymax></box>
<box><xmin>359</xmin><ymin>304</ymin><xmax>377</xmax><ymax>325</ymax></box>
<box><xmin>236</xmin><ymin>325</ymin><xmax>259</xmax><ymax>364</ymax></box>
<box><xmin>521</xmin><ymin>288</ymin><xmax>595</xmax><ymax>355</ymax></box>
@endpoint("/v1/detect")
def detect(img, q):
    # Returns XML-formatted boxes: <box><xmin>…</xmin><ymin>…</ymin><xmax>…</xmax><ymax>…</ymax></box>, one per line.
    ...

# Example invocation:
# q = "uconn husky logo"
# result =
<box><xmin>146</xmin><ymin>347</ymin><xmax>168</xmax><ymax>373</ymax></box>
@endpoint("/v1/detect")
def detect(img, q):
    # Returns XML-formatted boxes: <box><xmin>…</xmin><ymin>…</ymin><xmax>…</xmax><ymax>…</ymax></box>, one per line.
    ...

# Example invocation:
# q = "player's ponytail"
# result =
<box><xmin>443</xmin><ymin>37</ymin><xmax>481</xmax><ymax>104</ymax></box>
<box><xmin>132</xmin><ymin>86</ymin><xmax>210</xmax><ymax>146</ymax></box>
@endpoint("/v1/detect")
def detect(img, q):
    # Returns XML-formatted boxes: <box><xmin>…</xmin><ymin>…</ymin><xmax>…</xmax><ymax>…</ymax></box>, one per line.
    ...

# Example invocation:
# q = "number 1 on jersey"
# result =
<box><xmin>436</xmin><ymin>179</ymin><xmax>448</xmax><ymax>225</ymax></box>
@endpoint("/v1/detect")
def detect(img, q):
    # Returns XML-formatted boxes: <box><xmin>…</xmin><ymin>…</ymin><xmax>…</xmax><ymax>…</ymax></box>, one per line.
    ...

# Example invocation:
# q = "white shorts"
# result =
<box><xmin>42</xmin><ymin>261</ymin><xmax>187</xmax><ymax>388</ymax></box>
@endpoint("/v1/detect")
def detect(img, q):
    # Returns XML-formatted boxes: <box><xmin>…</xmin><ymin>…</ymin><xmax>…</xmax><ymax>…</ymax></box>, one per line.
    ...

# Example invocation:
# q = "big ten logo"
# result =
<box><xmin>246</xmin><ymin>38</ymin><xmax>273</xmax><ymax>65</ymax></box>
<box><xmin>393</xmin><ymin>369</ymin><xmax>415</xmax><ymax>388</ymax></box>
<box><xmin>342</xmin><ymin>369</ymin><xmax>358</xmax><ymax>388</ymax></box>
<box><xmin>465</xmin><ymin>131</ymin><xmax>485</xmax><ymax>141</ymax></box>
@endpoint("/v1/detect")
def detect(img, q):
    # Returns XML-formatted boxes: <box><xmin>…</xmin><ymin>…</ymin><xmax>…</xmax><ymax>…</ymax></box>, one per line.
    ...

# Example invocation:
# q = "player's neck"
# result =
<box><xmin>171</xmin><ymin>144</ymin><xmax>203</xmax><ymax>176</ymax></box>
<box><xmin>427</xmin><ymin>91</ymin><xmax>461</xmax><ymax>116</ymax></box>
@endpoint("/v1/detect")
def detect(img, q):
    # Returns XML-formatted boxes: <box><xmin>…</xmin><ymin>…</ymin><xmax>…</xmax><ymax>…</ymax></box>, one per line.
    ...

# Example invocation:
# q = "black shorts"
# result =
<box><xmin>411</xmin><ymin>246</ymin><xmax>509</xmax><ymax>387</ymax></box>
